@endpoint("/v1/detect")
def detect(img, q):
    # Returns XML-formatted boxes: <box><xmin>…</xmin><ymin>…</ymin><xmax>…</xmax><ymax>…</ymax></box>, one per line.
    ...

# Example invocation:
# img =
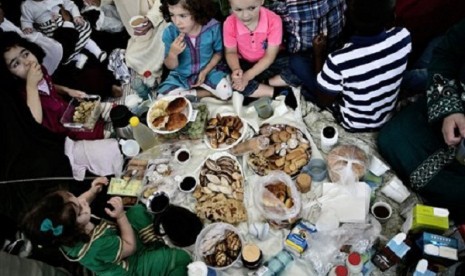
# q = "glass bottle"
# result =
<box><xmin>129</xmin><ymin>116</ymin><xmax>157</xmax><ymax>152</ymax></box>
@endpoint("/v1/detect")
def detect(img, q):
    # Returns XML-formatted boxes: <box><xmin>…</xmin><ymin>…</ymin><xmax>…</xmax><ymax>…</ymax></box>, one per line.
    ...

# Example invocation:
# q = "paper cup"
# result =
<box><xmin>175</xmin><ymin>148</ymin><xmax>191</xmax><ymax>164</ymax></box>
<box><xmin>380</xmin><ymin>177</ymin><xmax>411</xmax><ymax>203</ymax></box>
<box><xmin>178</xmin><ymin>175</ymin><xmax>198</xmax><ymax>193</ymax></box>
<box><xmin>371</xmin><ymin>201</ymin><xmax>392</xmax><ymax>223</ymax></box>
<box><xmin>369</xmin><ymin>155</ymin><xmax>390</xmax><ymax>176</ymax></box>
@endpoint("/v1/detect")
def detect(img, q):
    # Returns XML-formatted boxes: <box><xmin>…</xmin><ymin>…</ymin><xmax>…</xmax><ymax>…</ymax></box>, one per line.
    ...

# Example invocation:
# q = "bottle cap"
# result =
<box><xmin>348</xmin><ymin>252</ymin><xmax>361</xmax><ymax>265</ymax></box>
<box><xmin>129</xmin><ymin>116</ymin><xmax>140</xmax><ymax>127</ymax></box>
<box><xmin>335</xmin><ymin>265</ymin><xmax>348</xmax><ymax>276</ymax></box>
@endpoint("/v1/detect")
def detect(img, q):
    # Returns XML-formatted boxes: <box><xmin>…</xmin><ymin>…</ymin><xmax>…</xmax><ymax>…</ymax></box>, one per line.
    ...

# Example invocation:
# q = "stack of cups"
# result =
<box><xmin>320</xmin><ymin>126</ymin><xmax>338</xmax><ymax>154</ymax></box>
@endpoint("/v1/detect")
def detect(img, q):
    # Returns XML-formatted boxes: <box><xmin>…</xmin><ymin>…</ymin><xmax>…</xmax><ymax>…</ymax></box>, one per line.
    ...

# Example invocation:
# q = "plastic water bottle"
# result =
<box><xmin>129</xmin><ymin>116</ymin><xmax>157</xmax><ymax>152</ymax></box>
<box><xmin>253</xmin><ymin>250</ymin><xmax>294</xmax><ymax>276</ymax></box>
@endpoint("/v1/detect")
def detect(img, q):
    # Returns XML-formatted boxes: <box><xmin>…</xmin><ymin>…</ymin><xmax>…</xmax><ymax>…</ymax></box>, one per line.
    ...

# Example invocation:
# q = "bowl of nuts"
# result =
<box><xmin>195</xmin><ymin>222</ymin><xmax>243</xmax><ymax>271</ymax></box>
<box><xmin>60</xmin><ymin>95</ymin><xmax>101</xmax><ymax>131</ymax></box>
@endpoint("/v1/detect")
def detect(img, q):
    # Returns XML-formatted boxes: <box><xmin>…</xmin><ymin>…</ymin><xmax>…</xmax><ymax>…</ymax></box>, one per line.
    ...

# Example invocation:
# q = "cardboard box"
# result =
<box><xmin>411</xmin><ymin>204</ymin><xmax>449</xmax><ymax>233</ymax></box>
<box><xmin>417</xmin><ymin>232</ymin><xmax>458</xmax><ymax>265</ymax></box>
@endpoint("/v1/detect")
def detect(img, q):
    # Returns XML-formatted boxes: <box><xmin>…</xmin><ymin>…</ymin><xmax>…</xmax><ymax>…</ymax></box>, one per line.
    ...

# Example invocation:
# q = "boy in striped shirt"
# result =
<box><xmin>316</xmin><ymin>0</ymin><xmax>411</xmax><ymax>132</ymax></box>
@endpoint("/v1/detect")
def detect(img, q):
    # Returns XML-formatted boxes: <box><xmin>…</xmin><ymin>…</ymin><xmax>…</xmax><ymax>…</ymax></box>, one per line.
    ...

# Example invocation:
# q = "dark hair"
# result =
<box><xmin>160</xmin><ymin>0</ymin><xmax>215</xmax><ymax>26</ymax></box>
<box><xmin>349</xmin><ymin>0</ymin><xmax>395</xmax><ymax>35</ymax></box>
<box><xmin>0</xmin><ymin>31</ymin><xmax>45</xmax><ymax>84</ymax></box>
<box><xmin>21</xmin><ymin>191</ymin><xmax>90</xmax><ymax>248</ymax></box>
<box><xmin>153</xmin><ymin>205</ymin><xmax>203</xmax><ymax>247</ymax></box>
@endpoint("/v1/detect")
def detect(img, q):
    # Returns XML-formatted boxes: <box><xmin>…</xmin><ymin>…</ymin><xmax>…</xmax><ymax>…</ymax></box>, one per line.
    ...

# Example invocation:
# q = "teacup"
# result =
<box><xmin>129</xmin><ymin>15</ymin><xmax>147</xmax><ymax>29</ymax></box>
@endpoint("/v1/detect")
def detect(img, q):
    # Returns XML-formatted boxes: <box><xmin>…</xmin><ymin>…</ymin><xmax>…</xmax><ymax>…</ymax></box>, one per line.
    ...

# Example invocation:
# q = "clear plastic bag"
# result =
<box><xmin>327</xmin><ymin>144</ymin><xmax>368</xmax><ymax>187</ymax></box>
<box><xmin>254</xmin><ymin>171</ymin><xmax>302</xmax><ymax>228</ymax></box>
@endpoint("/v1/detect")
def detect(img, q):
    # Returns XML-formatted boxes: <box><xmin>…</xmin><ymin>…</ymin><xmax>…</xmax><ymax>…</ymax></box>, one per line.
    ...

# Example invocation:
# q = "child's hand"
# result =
<box><xmin>91</xmin><ymin>176</ymin><xmax>108</xmax><ymax>193</ymax></box>
<box><xmin>74</xmin><ymin>16</ymin><xmax>85</xmax><ymax>26</ymax></box>
<box><xmin>26</xmin><ymin>62</ymin><xmax>43</xmax><ymax>86</ymax></box>
<box><xmin>193</xmin><ymin>70</ymin><xmax>207</xmax><ymax>87</ymax></box>
<box><xmin>312</xmin><ymin>34</ymin><xmax>327</xmax><ymax>58</ymax></box>
<box><xmin>231</xmin><ymin>69</ymin><xmax>244</xmax><ymax>91</ymax></box>
<box><xmin>67</xmin><ymin>89</ymin><xmax>87</xmax><ymax>99</ymax></box>
<box><xmin>169</xmin><ymin>33</ymin><xmax>186</xmax><ymax>56</ymax></box>
<box><xmin>105</xmin><ymin>197</ymin><xmax>125</xmax><ymax>219</ymax></box>
<box><xmin>22</xmin><ymin>28</ymin><xmax>34</xmax><ymax>34</ymax></box>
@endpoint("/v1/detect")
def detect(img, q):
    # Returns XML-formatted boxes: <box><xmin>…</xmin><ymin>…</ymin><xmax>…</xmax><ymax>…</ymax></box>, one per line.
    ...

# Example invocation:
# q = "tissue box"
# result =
<box><xmin>411</xmin><ymin>204</ymin><xmax>449</xmax><ymax>233</ymax></box>
<box><xmin>417</xmin><ymin>232</ymin><xmax>458</xmax><ymax>265</ymax></box>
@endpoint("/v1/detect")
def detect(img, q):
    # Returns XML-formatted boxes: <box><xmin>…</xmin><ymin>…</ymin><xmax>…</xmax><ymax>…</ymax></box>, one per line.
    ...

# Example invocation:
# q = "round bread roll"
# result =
<box><xmin>152</xmin><ymin>115</ymin><xmax>169</xmax><ymax>129</ymax></box>
<box><xmin>166</xmin><ymin>97</ymin><xmax>188</xmax><ymax>114</ymax></box>
<box><xmin>327</xmin><ymin>144</ymin><xmax>367</xmax><ymax>183</ymax></box>
<box><xmin>296</xmin><ymin>173</ymin><xmax>312</xmax><ymax>193</ymax></box>
<box><xmin>166</xmin><ymin>113</ymin><xmax>188</xmax><ymax>131</ymax></box>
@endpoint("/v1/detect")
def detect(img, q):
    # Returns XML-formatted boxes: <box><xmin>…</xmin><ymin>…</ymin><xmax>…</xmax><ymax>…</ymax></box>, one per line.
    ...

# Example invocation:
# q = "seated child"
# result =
<box><xmin>21</xmin><ymin>0</ymin><xmax>107</xmax><ymax>69</ymax></box>
<box><xmin>0</xmin><ymin>32</ymin><xmax>111</xmax><ymax>140</ymax></box>
<box><xmin>21</xmin><ymin>177</ymin><xmax>191</xmax><ymax>275</ymax></box>
<box><xmin>223</xmin><ymin>0</ymin><xmax>301</xmax><ymax>107</ymax></box>
<box><xmin>316</xmin><ymin>0</ymin><xmax>411</xmax><ymax>132</ymax></box>
<box><xmin>157</xmin><ymin>0</ymin><xmax>232</xmax><ymax>101</ymax></box>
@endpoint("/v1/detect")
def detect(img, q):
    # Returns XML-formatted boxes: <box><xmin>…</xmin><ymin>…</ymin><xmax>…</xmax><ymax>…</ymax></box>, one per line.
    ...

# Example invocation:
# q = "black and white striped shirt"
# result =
<box><xmin>317</xmin><ymin>27</ymin><xmax>412</xmax><ymax>131</ymax></box>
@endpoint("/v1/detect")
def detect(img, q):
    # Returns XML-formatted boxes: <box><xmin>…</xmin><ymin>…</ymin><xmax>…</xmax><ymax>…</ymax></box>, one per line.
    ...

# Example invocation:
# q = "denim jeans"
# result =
<box><xmin>239</xmin><ymin>54</ymin><xmax>302</xmax><ymax>96</ymax></box>
<box><xmin>401</xmin><ymin>36</ymin><xmax>443</xmax><ymax>96</ymax></box>
<box><xmin>288</xmin><ymin>51</ymin><xmax>319</xmax><ymax>101</ymax></box>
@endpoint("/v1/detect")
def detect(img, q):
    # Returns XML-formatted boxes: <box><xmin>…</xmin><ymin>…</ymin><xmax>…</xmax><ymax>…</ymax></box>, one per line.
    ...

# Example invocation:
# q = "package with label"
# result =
<box><xmin>410</xmin><ymin>204</ymin><xmax>449</xmax><ymax>233</ymax></box>
<box><xmin>417</xmin><ymin>232</ymin><xmax>458</xmax><ymax>265</ymax></box>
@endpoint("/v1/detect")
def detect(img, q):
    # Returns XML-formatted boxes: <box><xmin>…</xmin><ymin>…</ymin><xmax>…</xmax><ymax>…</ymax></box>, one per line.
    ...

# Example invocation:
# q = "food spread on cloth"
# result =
<box><xmin>193</xmin><ymin>154</ymin><xmax>247</xmax><ymax>224</ymax></box>
<box><xmin>247</xmin><ymin>124</ymin><xmax>312</xmax><ymax>176</ymax></box>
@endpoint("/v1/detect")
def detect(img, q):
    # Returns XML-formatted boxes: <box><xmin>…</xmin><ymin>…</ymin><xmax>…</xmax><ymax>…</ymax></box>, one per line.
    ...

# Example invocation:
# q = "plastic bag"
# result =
<box><xmin>303</xmin><ymin>217</ymin><xmax>382</xmax><ymax>275</ymax></box>
<box><xmin>327</xmin><ymin>144</ymin><xmax>367</xmax><ymax>186</ymax></box>
<box><xmin>254</xmin><ymin>171</ymin><xmax>301</xmax><ymax>228</ymax></box>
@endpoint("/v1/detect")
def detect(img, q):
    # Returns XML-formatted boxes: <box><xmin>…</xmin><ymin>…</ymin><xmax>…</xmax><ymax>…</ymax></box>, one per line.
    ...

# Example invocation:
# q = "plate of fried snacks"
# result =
<box><xmin>247</xmin><ymin>124</ymin><xmax>312</xmax><ymax>176</ymax></box>
<box><xmin>147</xmin><ymin>96</ymin><xmax>192</xmax><ymax>134</ymax></box>
<box><xmin>204</xmin><ymin>113</ymin><xmax>247</xmax><ymax>150</ymax></box>
<box><xmin>193</xmin><ymin>152</ymin><xmax>247</xmax><ymax>224</ymax></box>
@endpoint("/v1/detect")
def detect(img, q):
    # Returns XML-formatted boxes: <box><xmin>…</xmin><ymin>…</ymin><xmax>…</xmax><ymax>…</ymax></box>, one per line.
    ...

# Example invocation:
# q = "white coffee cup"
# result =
<box><xmin>380</xmin><ymin>176</ymin><xmax>411</xmax><ymax>203</ymax></box>
<box><xmin>129</xmin><ymin>15</ymin><xmax>147</xmax><ymax>29</ymax></box>
<box><xmin>119</xmin><ymin>139</ymin><xmax>140</xmax><ymax>157</ymax></box>
<box><xmin>174</xmin><ymin>147</ymin><xmax>191</xmax><ymax>164</ymax></box>
<box><xmin>369</xmin><ymin>155</ymin><xmax>390</xmax><ymax>176</ymax></box>
<box><xmin>371</xmin><ymin>201</ymin><xmax>393</xmax><ymax>223</ymax></box>
<box><xmin>177</xmin><ymin>175</ymin><xmax>198</xmax><ymax>193</ymax></box>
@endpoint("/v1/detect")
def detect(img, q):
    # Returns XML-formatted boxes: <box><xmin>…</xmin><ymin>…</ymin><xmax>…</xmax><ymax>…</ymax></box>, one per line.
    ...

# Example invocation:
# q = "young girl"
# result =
<box><xmin>22</xmin><ymin>177</ymin><xmax>191</xmax><ymax>275</ymax></box>
<box><xmin>0</xmin><ymin>32</ymin><xmax>110</xmax><ymax>140</ymax></box>
<box><xmin>21</xmin><ymin>0</ymin><xmax>107</xmax><ymax>69</ymax></box>
<box><xmin>158</xmin><ymin>0</ymin><xmax>232</xmax><ymax>100</ymax></box>
<box><xmin>223</xmin><ymin>0</ymin><xmax>301</xmax><ymax>107</ymax></box>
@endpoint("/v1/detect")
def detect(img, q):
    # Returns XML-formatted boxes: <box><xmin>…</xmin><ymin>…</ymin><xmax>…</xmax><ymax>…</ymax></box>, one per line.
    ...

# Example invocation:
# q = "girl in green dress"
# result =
<box><xmin>21</xmin><ymin>177</ymin><xmax>191</xmax><ymax>276</ymax></box>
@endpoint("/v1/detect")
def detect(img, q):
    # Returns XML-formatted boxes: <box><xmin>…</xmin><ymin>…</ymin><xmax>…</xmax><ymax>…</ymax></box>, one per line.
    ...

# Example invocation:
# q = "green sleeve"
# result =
<box><xmin>426</xmin><ymin>18</ymin><xmax>465</xmax><ymax>123</ymax></box>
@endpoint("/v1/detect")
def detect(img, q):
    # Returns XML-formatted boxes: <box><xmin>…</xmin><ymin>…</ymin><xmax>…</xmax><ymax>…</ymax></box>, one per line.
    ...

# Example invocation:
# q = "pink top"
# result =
<box><xmin>223</xmin><ymin>7</ymin><xmax>283</xmax><ymax>63</ymax></box>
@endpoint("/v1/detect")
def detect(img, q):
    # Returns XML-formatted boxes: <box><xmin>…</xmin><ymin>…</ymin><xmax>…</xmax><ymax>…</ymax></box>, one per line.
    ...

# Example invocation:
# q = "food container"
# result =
<box><xmin>204</xmin><ymin>113</ymin><xmax>248</xmax><ymax>151</ymax></box>
<box><xmin>146</xmin><ymin>95</ymin><xmax>193</xmax><ymax>134</ymax></box>
<box><xmin>60</xmin><ymin>95</ymin><xmax>101</xmax><ymax>131</ymax></box>
<box><xmin>195</xmin><ymin>222</ymin><xmax>243</xmax><ymax>271</ymax></box>
<box><xmin>159</xmin><ymin>103</ymin><xmax>209</xmax><ymax>141</ymax></box>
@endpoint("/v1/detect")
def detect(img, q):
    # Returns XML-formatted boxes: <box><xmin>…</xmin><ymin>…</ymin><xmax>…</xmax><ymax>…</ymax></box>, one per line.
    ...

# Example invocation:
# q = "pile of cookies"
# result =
<box><xmin>247</xmin><ymin>124</ymin><xmax>311</xmax><ymax>176</ymax></box>
<box><xmin>73</xmin><ymin>100</ymin><xmax>97</xmax><ymax>123</ymax></box>
<box><xmin>205</xmin><ymin>114</ymin><xmax>243</xmax><ymax>149</ymax></box>
<box><xmin>193</xmin><ymin>156</ymin><xmax>247</xmax><ymax>224</ymax></box>
<box><xmin>149</xmin><ymin>97</ymin><xmax>189</xmax><ymax>131</ymax></box>
<box><xmin>201</xmin><ymin>230</ymin><xmax>242</xmax><ymax>268</ymax></box>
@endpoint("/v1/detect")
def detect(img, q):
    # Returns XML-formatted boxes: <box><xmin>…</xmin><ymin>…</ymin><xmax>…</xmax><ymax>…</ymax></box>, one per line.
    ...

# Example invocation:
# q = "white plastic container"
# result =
<box><xmin>129</xmin><ymin>116</ymin><xmax>158</xmax><ymax>152</ymax></box>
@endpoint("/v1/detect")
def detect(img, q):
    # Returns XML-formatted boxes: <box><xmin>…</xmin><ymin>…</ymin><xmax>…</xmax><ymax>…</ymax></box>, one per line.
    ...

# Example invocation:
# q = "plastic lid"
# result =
<box><xmin>348</xmin><ymin>252</ymin><xmax>361</xmax><ymax>265</ymax></box>
<box><xmin>129</xmin><ymin>116</ymin><xmax>140</xmax><ymax>127</ymax></box>
<box><xmin>335</xmin><ymin>265</ymin><xmax>348</xmax><ymax>276</ymax></box>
